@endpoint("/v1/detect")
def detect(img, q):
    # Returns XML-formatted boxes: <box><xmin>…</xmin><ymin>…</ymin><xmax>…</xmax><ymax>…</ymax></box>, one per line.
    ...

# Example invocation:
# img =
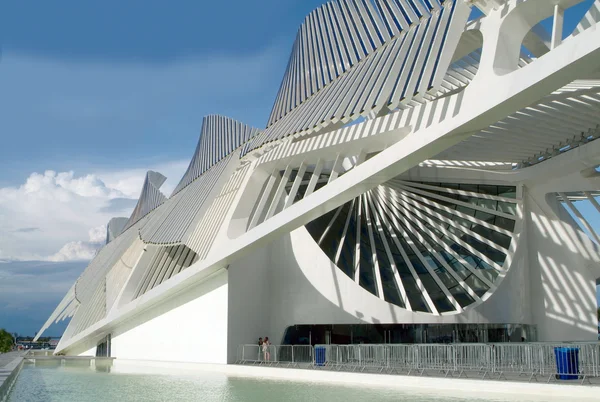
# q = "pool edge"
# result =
<box><xmin>0</xmin><ymin>356</ymin><xmax>24</xmax><ymax>402</ymax></box>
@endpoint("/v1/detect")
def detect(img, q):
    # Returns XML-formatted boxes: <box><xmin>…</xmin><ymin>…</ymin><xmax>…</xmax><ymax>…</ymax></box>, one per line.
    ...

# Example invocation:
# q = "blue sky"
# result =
<box><xmin>0</xmin><ymin>0</ymin><xmax>329</xmax><ymax>187</ymax></box>
<box><xmin>0</xmin><ymin>0</ymin><xmax>326</xmax><ymax>335</ymax></box>
<box><xmin>0</xmin><ymin>0</ymin><xmax>599</xmax><ymax>336</ymax></box>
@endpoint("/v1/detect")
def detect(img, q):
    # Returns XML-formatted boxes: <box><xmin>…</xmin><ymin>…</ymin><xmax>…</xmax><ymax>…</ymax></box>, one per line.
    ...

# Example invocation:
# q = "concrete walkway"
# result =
<box><xmin>0</xmin><ymin>352</ymin><xmax>23</xmax><ymax>368</ymax></box>
<box><xmin>0</xmin><ymin>352</ymin><xmax>26</xmax><ymax>401</ymax></box>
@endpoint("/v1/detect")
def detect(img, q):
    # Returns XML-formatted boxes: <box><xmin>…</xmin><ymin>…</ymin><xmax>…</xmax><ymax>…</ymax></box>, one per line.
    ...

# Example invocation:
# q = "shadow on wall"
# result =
<box><xmin>266</xmin><ymin>231</ymin><xmax>376</xmax><ymax>345</ymax></box>
<box><xmin>531</xmin><ymin>194</ymin><xmax>599</xmax><ymax>340</ymax></box>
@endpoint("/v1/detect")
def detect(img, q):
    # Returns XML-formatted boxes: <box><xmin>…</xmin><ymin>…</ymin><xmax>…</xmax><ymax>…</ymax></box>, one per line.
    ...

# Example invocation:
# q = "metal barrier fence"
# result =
<box><xmin>237</xmin><ymin>344</ymin><xmax>313</xmax><ymax>367</ymax></box>
<box><xmin>236</xmin><ymin>342</ymin><xmax>600</xmax><ymax>384</ymax></box>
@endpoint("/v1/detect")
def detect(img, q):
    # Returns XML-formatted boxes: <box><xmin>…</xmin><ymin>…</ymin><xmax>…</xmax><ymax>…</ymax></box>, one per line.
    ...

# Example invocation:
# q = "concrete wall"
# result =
<box><xmin>110</xmin><ymin>270</ymin><xmax>229</xmax><ymax>363</ymax></box>
<box><xmin>526</xmin><ymin>190</ymin><xmax>599</xmax><ymax>341</ymax></box>
<box><xmin>227</xmin><ymin>245</ymin><xmax>270</xmax><ymax>363</ymax></box>
<box><xmin>261</xmin><ymin>225</ymin><xmax>533</xmax><ymax>348</ymax></box>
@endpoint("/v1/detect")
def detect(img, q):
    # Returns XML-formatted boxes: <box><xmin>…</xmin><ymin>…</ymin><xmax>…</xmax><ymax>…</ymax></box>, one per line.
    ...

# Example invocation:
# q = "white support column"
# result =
<box><xmin>354</xmin><ymin>196</ymin><xmax>362</xmax><ymax>284</ymax></box>
<box><xmin>304</xmin><ymin>158</ymin><xmax>324</xmax><ymax>197</ymax></box>
<box><xmin>265</xmin><ymin>165</ymin><xmax>293</xmax><ymax>220</ymax></box>
<box><xmin>551</xmin><ymin>5</ymin><xmax>564</xmax><ymax>49</ymax></box>
<box><xmin>335</xmin><ymin>199</ymin><xmax>356</xmax><ymax>265</ymax></box>
<box><xmin>284</xmin><ymin>162</ymin><xmax>308</xmax><ymax>208</ymax></box>
<box><xmin>248</xmin><ymin>170</ymin><xmax>279</xmax><ymax>230</ymax></box>
<box><xmin>328</xmin><ymin>153</ymin><xmax>344</xmax><ymax>184</ymax></box>
<box><xmin>318</xmin><ymin>205</ymin><xmax>344</xmax><ymax>245</ymax></box>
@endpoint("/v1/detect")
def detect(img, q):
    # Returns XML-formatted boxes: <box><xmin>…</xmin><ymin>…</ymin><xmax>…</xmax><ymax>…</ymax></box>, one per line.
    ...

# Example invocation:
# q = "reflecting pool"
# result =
<box><xmin>7</xmin><ymin>365</ymin><xmax>577</xmax><ymax>402</ymax></box>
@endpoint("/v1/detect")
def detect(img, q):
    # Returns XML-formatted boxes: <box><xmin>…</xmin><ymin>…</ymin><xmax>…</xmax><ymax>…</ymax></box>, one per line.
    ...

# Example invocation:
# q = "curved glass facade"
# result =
<box><xmin>305</xmin><ymin>180</ymin><xmax>518</xmax><ymax>314</ymax></box>
<box><xmin>282</xmin><ymin>323</ymin><xmax>537</xmax><ymax>345</ymax></box>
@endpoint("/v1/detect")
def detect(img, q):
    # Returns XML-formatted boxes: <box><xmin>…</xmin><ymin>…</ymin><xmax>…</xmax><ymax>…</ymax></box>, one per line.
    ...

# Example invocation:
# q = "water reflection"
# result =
<box><xmin>7</xmin><ymin>365</ymin><xmax>579</xmax><ymax>402</ymax></box>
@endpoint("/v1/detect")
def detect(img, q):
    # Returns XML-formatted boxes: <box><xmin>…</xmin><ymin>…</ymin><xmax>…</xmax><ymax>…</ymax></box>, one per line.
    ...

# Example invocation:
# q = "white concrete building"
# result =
<box><xmin>36</xmin><ymin>0</ymin><xmax>600</xmax><ymax>364</ymax></box>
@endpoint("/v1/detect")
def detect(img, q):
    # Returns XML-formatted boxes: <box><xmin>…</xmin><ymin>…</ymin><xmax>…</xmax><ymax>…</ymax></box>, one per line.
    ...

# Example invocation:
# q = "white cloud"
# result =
<box><xmin>87</xmin><ymin>225</ymin><xmax>108</xmax><ymax>244</ymax></box>
<box><xmin>0</xmin><ymin>162</ymin><xmax>186</xmax><ymax>261</ymax></box>
<box><xmin>47</xmin><ymin>225</ymin><xmax>106</xmax><ymax>262</ymax></box>
<box><xmin>23</xmin><ymin>171</ymin><xmax>126</xmax><ymax>199</ymax></box>
<box><xmin>47</xmin><ymin>241</ymin><xmax>100</xmax><ymax>262</ymax></box>
<box><xmin>97</xmin><ymin>160</ymin><xmax>189</xmax><ymax>198</ymax></box>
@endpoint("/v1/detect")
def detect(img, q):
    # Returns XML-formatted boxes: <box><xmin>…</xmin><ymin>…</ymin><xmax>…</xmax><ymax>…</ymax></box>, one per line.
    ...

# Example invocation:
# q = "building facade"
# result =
<box><xmin>36</xmin><ymin>0</ymin><xmax>600</xmax><ymax>364</ymax></box>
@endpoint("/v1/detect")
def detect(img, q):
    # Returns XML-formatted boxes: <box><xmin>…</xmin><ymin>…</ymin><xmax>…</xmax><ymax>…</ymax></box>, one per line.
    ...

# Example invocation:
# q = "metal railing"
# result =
<box><xmin>236</xmin><ymin>342</ymin><xmax>600</xmax><ymax>384</ymax></box>
<box><xmin>237</xmin><ymin>344</ymin><xmax>313</xmax><ymax>367</ymax></box>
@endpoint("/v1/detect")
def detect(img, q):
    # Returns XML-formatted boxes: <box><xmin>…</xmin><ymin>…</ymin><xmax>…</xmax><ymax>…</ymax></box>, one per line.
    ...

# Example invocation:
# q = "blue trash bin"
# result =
<box><xmin>554</xmin><ymin>347</ymin><xmax>580</xmax><ymax>380</ymax></box>
<box><xmin>315</xmin><ymin>346</ymin><xmax>326</xmax><ymax>366</ymax></box>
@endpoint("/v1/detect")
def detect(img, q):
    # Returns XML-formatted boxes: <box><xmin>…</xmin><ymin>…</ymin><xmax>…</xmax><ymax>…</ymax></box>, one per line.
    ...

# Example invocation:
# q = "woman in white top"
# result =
<box><xmin>262</xmin><ymin>337</ymin><xmax>270</xmax><ymax>362</ymax></box>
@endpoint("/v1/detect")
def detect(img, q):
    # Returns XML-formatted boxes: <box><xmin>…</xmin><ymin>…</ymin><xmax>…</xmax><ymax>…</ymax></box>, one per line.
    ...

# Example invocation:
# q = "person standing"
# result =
<box><xmin>262</xmin><ymin>337</ymin><xmax>271</xmax><ymax>362</ymax></box>
<box><xmin>257</xmin><ymin>337</ymin><xmax>263</xmax><ymax>361</ymax></box>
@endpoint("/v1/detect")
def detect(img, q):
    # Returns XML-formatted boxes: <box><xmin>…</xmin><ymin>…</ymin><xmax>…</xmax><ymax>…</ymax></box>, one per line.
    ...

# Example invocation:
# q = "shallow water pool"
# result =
<box><xmin>6</xmin><ymin>364</ymin><xmax>580</xmax><ymax>402</ymax></box>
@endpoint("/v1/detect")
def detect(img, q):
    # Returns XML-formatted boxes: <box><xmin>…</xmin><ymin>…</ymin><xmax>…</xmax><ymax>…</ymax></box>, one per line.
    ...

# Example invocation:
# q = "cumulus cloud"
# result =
<box><xmin>47</xmin><ymin>225</ymin><xmax>106</xmax><ymax>262</ymax></box>
<box><xmin>0</xmin><ymin>162</ymin><xmax>186</xmax><ymax>261</ymax></box>
<box><xmin>0</xmin><ymin>163</ymin><xmax>186</xmax><ymax>334</ymax></box>
<box><xmin>23</xmin><ymin>170</ymin><xmax>126</xmax><ymax>199</ymax></box>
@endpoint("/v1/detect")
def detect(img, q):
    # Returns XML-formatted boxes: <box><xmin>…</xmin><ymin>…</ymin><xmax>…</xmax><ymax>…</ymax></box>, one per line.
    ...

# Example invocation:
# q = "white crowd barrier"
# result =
<box><xmin>236</xmin><ymin>342</ymin><xmax>600</xmax><ymax>384</ymax></box>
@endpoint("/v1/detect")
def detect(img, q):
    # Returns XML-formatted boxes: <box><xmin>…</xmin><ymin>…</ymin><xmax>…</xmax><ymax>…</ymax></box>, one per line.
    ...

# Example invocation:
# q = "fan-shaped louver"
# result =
<box><xmin>122</xmin><ymin>171</ymin><xmax>167</xmax><ymax>232</ymax></box>
<box><xmin>105</xmin><ymin>217</ymin><xmax>128</xmax><ymax>244</ymax></box>
<box><xmin>243</xmin><ymin>0</ymin><xmax>471</xmax><ymax>155</ymax></box>
<box><xmin>268</xmin><ymin>0</ymin><xmax>456</xmax><ymax>126</ymax></box>
<box><xmin>172</xmin><ymin>115</ymin><xmax>260</xmax><ymax>196</ymax></box>
<box><xmin>305</xmin><ymin>180</ymin><xmax>518</xmax><ymax>314</ymax></box>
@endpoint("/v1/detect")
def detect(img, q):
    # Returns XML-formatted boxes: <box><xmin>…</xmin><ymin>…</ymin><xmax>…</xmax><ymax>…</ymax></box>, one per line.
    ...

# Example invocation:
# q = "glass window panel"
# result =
<box><xmin>293</xmin><ymin>183</ymin><xmax>309</xmax><ymax>203</ymax></box>
<box><xmin>320</xmin><ymin>205</ymin><xmax>351</xmax><ymax>261</ymax></box>
<box><xmin>478</xmin><ymin>185</ymin><xmax>498</xmax><ymax>196</ymax></box>
<box><xmin>497</xmin><ymin>201</ymin><xmax>517</xmax><ymax>215</ymax></box>
<box><xmin>486</xmin><ymin>246</ymin><xmax>507</xmax><ymax>265</ymax></box>
<box><xmin>420</xmin><ymin>274</ymin><xmax>455</xmax><ymax>313</ymax></box>
<box><xmin>477</xmin><ymin>198</ymin><xmax>497</xmax><ymax>211</ymax></box>
<box><xmin>464</xmin><ymin>274</ymin><xmax>489</xmax><ymax>297</ymax></box>
<box><xmin>494</xmin><ymin>216</ymin><xmax>515</xmax><ymax>231</ymax></box>
<box><xmin>359</xmin><ymin>232</ymin><xmax>377</xmax><ymax>296</ymax></box>
<box><xmin>456</xmin><ymin>205</ymin><xmax>475</xmax><ymax>216</ymax></box>
<box><xmin>459</xmin><ymin>184</ymin><xmax>478</xmax><ymax>193</ymax></box>
<box><xmin>489</xmin><ymin>230</ymin><xmax>512</xmax><ymax>249</ymax></box>
<box><xmin>449</xmin><ymin>285</ymin><xmax>475</xmax><ymax>308</ymax></box>
<box><xmin>288</xmin><ymin>169</ymin><xmax>299</xmax><ymax>183</ymax></box>
<box><xmin>458</xmin><ymin>194</ymin><xmax>476</xmax><ymax>206</ymax></box>
<box><xmin>371</xmin><ymin>222</ymin><xmax>404</xmax><ymax>308</ymax></box>
<box><xmin>314</xmin><ymin>180</ymin><xmax>329</xmax><ymax>193</ymax></box>
<box><xmin>380</xmin><ymin>220</ymin><xmax>432</xmax><ymax>313</ymax></box>
<box><xmin>474</xmin><ymin>210</ymin><xmax>495</xmax><ymax>223</ymax></box>
<box><xmin>338</xmin><ymin>212</ymin><xmax>357</xmax><ymax>278</ymax></box>
<box><xmin>403</xmin><ymin>275</ymin><xmax>431</xmax><ymax>313</ymax></box>
<box><xmin>355</xmin><ymin>201</ymin><xmax>377</xmax><ymax>296</ymax></box>
<box><xmin>497</xmin><ymin>186</ymin><xmax>516</xmax><ymax>199</ymax></box>
<box><xmin>303</xmin><ymin>181</ymin><xmax>517</xmax><ymax>314</ymax></box>
<box><xmin>305</xmin><ymin>208</ymin><xmax>337</xmax><ymax>243</ymax></box>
